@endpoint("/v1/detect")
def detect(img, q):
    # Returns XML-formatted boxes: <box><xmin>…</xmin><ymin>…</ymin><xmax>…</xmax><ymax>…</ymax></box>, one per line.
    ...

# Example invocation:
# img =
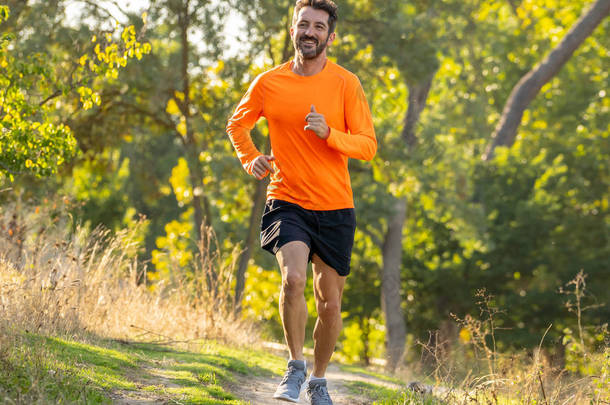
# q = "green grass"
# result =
<box><xmin>0</xmin><ymin>330</ymin><xmax>287</xmax><ymax>404</ymax></box>
<box><xmin>0</xmin><ymin>332</ymin><xmax>112</xmax><ymax>404</ymax></box>
<box><xmin>343</xmin><ymin>380</ymin><xmax>443</xmax><ymax>405</ymax></box>
<box><xmin>338</xmin><ymin>363</ymin><xmax>406</xmax><ymax>385</ymax></box>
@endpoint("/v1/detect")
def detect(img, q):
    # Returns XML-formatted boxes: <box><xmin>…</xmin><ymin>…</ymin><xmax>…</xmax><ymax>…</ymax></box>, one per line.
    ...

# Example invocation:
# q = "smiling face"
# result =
<box><xmin>291</xmin><ymin>6</ymin><xmax>336</xmax><ymax>60</ymax></box>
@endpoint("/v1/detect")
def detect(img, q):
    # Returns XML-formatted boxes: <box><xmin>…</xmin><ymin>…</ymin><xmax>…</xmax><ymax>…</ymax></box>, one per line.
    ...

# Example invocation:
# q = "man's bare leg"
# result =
<box><xmin>276</xmin><ymin>241</ymin><xmax>310</xmax><ymax>361</ymax></box>
<box><xmin>310</xmin><ymin>254</ymin><xmax>346</xmax><ymax>377</ymax></box>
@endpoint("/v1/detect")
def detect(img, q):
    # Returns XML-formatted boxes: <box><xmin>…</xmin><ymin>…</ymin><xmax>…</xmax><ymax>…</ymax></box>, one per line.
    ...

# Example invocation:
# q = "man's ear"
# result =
<box><xmin>290</xmin><ymin>26</ymin><xmax>295</xmax><ymax>39</ymax></box>
<box><xmin>327</xmin><ymin>32</ymin><xmax>336</xmax><ymax>45</ymax></box>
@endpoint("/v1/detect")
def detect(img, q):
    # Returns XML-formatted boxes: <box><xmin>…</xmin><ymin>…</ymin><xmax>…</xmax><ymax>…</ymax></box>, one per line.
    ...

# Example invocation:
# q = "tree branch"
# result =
<box><xmin>76</xmin><ymin>0</ymin><xmax>124</xmax><ymax>23</ymax></box>
<box><xmin>110</xmin><ymin>100</ymin><xmax>175</xmax><ymax>131</ymax></box>
<box><xmin>401</xmin><ymin>73</ymin><xmax>435</xmax><ymax>148</ymax></box>
<box><xmin>0</xmin><ymin>159</ymin><xmax>24</xmax><ymax>176</ymax></box>
<box><xmin>38</xmin><ymin>90</ymin><xmax>63</xmax><ymax>107</ymax></box>
<box><xmin>483</xmin><ymin>0</ymin><xmax>610</xmax><ymax>161</ymax></box>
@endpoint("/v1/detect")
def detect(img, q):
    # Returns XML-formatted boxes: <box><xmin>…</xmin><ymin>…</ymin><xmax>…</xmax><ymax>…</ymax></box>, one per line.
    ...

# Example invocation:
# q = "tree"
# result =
<box><xmin>0</xmin><ymin>3</ymin><xmax>150</xmax><ymax>184</ymax></box>
<box><xmin>147</xmin><ymin>0</ymin><xmax>227</xmax><ymax>241</ymax></box>
<box><xmin>484</xmin><ymin>0</ymin><xmax>610</xmax><ymax>160</ymax></box>
<box><xmin>340</xmin><ymin>0</ymin><xmax>446</xmax><ymax>371</ymax></box>
<box><xmin>86</xmin><ymin>0</ymin><xmax>236</xmax><ymax>264</ymax></box>
<box><xmin>399</xmin><ymin>0</ymin><xmax>610</xmax><ymax>348</ymax></box>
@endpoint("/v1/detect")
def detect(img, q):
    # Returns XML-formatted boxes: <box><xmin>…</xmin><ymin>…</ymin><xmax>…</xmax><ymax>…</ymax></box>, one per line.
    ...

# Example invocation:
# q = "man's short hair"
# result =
<box><xmin>293</xmin><ymin>0</ymin><xmax>338</xmax><ymax>34</ymax></box>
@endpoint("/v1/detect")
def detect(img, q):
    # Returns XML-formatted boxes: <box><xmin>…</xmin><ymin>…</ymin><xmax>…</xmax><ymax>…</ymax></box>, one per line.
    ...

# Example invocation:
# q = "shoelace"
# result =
<box><xmin>308</xmin><ymin>383</ymin><xmax>332</xmax><ymax>404</ymax></box>
<box><xmin>280</xmin><ymin>366</ymin><xmax>304</xmax><ymax>386</ymax></box>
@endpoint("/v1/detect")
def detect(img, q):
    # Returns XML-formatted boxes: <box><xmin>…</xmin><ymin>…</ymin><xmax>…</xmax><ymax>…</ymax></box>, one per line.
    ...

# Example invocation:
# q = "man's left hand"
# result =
<box><xmin>305</xmin><ymin>105</ymin><xmax>330</xmax><ymax>140</ymax></box>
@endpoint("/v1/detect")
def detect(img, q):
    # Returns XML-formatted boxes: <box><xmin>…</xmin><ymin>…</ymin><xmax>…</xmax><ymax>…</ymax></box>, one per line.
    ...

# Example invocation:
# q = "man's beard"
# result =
<box><xmin>295</xmin><ymin>34</ymin><xmax>329</xmax><ymax>59</ymax></box>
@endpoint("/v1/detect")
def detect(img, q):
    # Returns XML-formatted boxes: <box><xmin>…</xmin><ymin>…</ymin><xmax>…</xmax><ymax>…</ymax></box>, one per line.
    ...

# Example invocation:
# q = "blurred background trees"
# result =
<box><xmin>1</xmin><ymin>0</ymin><xmax>608</xmax><ymax>372</ymax></box>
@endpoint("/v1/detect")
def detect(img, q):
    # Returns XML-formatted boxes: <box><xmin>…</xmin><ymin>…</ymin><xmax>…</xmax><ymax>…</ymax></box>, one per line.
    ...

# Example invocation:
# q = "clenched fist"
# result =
<box><xmin>304</xmin><ymin>105</ymin><xmax>330</xmax><ymax>140</ymax></box>
<box><xmin>251</xmin><ymin>155</ymin><xmax>275</xmax><ymax>180</ymax></box>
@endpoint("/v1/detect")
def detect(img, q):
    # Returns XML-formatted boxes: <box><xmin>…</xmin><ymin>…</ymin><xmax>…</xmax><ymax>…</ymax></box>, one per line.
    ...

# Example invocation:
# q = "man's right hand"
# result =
<box><xmin>251</xmin><ymin>155</ymin><xmax>275</xmax><ymax>180</ymax></box>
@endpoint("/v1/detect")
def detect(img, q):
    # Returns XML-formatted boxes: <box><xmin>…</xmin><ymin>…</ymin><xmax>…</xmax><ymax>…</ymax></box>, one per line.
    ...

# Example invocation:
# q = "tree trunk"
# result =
<box><xmin>483</xmin><ymin>0</ymin><xmax>610</xmax><ymax>160</ymax></box>
<box><xmin>178</xmin><ymin>0</ymin><xmax>211</xmax><ymax>243</ymax></box>
<box><xmin>184</xmin><ymin>145</ymin><xmax>211</xmax><ymax>238</ymax></box>
<box><xmin>379</xmin><ymin>72</ymin><xmax>436</xmax><ymax>372</ymax></box>
<box><xmin>379</xmin><ymin>72</ymin><xmax>435</xmax><ymax>371</ymax></box>
<box><xmin>381</xmin><ymin>197</ymin><xmax>407</xmax><ymax>372</ymax></box>
<box><xmin>234</xmin><ymin>174</ymin><xmax>268</xmax><ymax>314</ymax></box>
<box><xmin>361</xmin><ymin>316</ymin><xmax>371</xmax><ymax>366</ymax></box>
<box><xmin>401</xmin><ymin>74</ymin><xmax>435</xmax><ymax>148</ymax></box>
<box><xmin>281</xmin><ymin>23</ymin><xmax>293</xmax><ymax>63</ymax></box>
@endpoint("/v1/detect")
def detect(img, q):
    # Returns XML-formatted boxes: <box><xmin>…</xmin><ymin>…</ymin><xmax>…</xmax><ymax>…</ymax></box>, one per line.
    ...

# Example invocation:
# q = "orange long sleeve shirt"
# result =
<box><xmin>226</xmin><ymin>60</ymin><xmax>376</xmax><ymax>210</ymax></box>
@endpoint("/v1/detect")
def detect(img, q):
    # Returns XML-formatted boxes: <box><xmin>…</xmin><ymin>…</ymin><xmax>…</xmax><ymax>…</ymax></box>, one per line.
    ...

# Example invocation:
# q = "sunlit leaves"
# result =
<box><xmin>0</xmin><ymin>119</ymin><xmax>76</xmax><ymax>180</ymax></box>
<box><xmin>2</xmin><ymin>0</ymin><xmax>603</xmax><ymax>355</ymax></box>
<box><xmin>76</xmin><ymin>86</ymin><xmax>101</xmax><ymax>110</ymax></box>
<box><xmin>89</xmin><ymin>23</ymin><xmax>152</xmax><ymax>82</ymax></box>
<box><xmin>169</xmin><ymin>158</ymin><xmax>193</xmax><ymax>206</ymax></box>
<box><xmin>166</xmin><ymin>98</ymin><xmax>181</xmax><ymax>116</ymax></box>
<box><xmin>0</xmin><ymin>5</ymin><xmax>152</xmax><ymax>183</ymax></box>
<box><xmin>0</xmin><ymin>23</ymin><xmax>76</xmax><ymax>180</ymax></box>
<box><xmin>152</xmin><ymin>210</ymin><xmax>195</xmax><ymax>277</ymax></box>
<box><xmin>242</xmin><ymin>264</ymin><xmax>281</xmax><ymax>321</ymax></box>
<box><xmin>176</xmin><ymin>117</ymin><xmax>187</xmax><ymax>137</ymax></box>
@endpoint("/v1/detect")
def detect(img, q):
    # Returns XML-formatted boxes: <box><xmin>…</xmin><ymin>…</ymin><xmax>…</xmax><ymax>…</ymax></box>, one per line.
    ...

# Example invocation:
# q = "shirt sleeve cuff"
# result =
<box><xmin>244</xmin><ymin>153</ymin><xmax>263</xmax><ymax>175</ymax></box>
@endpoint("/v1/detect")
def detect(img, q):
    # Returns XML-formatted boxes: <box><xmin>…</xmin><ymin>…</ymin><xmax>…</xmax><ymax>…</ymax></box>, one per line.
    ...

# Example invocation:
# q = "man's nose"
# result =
<box><xmin>305</xmin><ymin>25</ymin><xmax>315</xmax><ymax>36</ymax></box>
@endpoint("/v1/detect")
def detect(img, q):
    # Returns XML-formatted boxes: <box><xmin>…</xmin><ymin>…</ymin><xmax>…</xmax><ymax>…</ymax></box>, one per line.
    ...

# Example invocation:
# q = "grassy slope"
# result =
<box><xmin>0</xmin><ymin>330</ymin><xmax>284</xmax><ymax>404</ymax></box>
<box><xmin>0</xmin><ymin>331</ymin><xmax>413</xmax><ymax>405</ymax></box>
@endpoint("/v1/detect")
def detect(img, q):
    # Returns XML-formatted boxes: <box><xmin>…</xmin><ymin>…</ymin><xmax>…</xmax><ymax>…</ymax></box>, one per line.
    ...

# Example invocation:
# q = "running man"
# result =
<box><xmin>226</xmin><ymin>1</ymin><xmax>376</xmax><ymax>403</ymax></box>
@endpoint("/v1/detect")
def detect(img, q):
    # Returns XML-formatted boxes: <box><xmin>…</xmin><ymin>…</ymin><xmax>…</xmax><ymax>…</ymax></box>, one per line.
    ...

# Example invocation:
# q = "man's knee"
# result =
<box><xmin>317</xmin><ymin>299</ymin><xmax>341</xmax><ymax>321</ymax></box>
<box><xmin>282</xmin><ymin>269</ymin><xmax>307</xmax><ymax>296</ymax></box>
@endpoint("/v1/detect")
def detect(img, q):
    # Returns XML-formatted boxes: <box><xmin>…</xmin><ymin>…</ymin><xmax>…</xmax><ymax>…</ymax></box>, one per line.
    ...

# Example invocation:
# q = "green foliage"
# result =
<box><xmin>562</xmin><ymin>327</ymin><xmax>606</xmax><ymax>375</ymax></box>
<box><xmin>0</xmin><ymin>6</ymin><xmax>76</xmax><ymax>181</ymax></box>
<box><xmin>339</xmin><ymin>316</ymin><xmax>386</xmax><ymax>364</ymax></box>
<box><xmin>243</xmin><ymin>264</ymin><xmax>281</xmax><ymax>322</ymax></box>
<box><xmin>593</xmin><ymin>348</ymin><xmax>610</xmax><ymax>402</ymax></box>
<box><xmin>0</xmin><ymin>4</ymin><xmax>150</xmax><ymax>184</ymax></box>
<box><xmin>62</xmin><ymin>149</ymin><xmax>131</xmax><ymax>230</ymax></box>
<box><xmin>152</xmin><ymin>209</ymin><xmax>195</xmax><ymax>279</ymax></box>
<box><xmin>241</xmin><ymin>262</ymin><xmax>321</xmax><ymax>341</ymax></box>
<box><xmin>342</xmin><ymin>0</ymin><xmax>610</xmax><ymax>351</ymax></box>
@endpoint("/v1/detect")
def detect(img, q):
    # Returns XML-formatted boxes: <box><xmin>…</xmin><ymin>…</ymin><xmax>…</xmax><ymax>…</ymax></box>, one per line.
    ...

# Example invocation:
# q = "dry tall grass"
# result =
<box><xmin>0</xmin><ymin>203</ymin><xmax>257</xmax><ymax>346</ymax></box>
<box><xmin>401</xmin><ymin>288</ymin><xmax>609</xmax><ymax>404</ymax></box>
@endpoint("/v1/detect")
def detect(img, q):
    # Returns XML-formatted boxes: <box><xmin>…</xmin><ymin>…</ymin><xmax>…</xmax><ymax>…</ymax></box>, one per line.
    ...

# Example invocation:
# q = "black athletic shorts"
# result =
<box><xmin>260</xmin><ymin>199</ymin><xmax>356</xmax><ymax>276</ymax></box>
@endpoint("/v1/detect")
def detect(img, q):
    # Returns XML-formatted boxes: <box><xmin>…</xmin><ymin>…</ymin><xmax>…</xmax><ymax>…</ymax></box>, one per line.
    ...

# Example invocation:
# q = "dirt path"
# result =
<box><xmin>110</xmin><ymin>360</ymin><xmax>404</xmax><ymax>405</ymax></box>
<box><xmin>232</xmin><ymin>363</ymin><xmax>404</xmax><ymax>405</ymax></box>
<box><xmin>105</xmin><ymin>339</ymin><xmax>406</xmax><ymax>405</ymax></box>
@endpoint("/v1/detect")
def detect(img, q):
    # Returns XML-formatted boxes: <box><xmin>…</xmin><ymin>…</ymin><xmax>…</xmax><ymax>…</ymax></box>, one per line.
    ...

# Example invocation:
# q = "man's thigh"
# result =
<box><xmin>276</xmin><ymin>241</ymin><xmax>310</xmax><ymax>280</ymax></box>
<box><xmin>311</xmin><ymin>254</ymin><xmax>346</xmax><ymax>303</ymax></box>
